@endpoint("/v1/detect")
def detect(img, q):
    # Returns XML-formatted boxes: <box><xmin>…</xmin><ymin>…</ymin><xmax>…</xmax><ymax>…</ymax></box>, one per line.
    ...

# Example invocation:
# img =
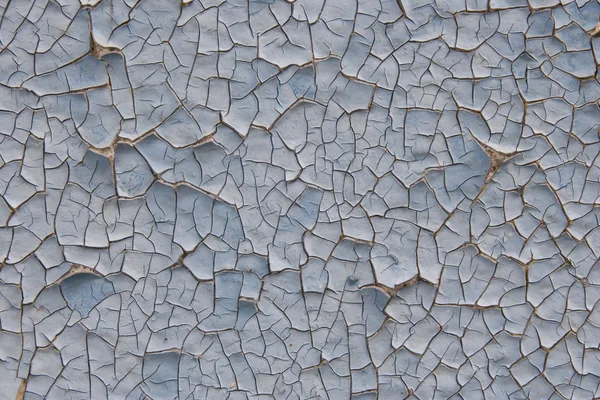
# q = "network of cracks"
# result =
<box><xmin>0</xmin><ymin>0</ymin><xmax>600</xmax><ymax>399</ymax></box>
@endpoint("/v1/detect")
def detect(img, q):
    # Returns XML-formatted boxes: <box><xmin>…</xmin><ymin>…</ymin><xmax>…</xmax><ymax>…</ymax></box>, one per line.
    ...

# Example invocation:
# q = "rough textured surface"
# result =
<box><xmin>0</xmin><ymin>0</ymin><xmax>600</xmax><ymax>398</ymax></box>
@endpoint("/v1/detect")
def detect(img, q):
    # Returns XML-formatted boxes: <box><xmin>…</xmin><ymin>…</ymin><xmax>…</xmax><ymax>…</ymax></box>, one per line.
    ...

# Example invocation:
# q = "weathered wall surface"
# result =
<box><xmin>1</xmin><ymin>0</ymin><xmax>600</xmax><ymax>398</ymax></box>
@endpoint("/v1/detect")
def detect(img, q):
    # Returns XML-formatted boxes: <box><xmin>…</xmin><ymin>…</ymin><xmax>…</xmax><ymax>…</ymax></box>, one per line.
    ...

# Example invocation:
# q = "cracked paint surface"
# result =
<box><xmin>0</xmin><ymin>0</ymin><xmax>599</xmax><ymax>398</ymax></box>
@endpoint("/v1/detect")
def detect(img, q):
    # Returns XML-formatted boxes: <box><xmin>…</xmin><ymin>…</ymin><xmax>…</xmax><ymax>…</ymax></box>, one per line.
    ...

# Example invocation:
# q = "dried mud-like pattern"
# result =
<box><xmin>0</xmin><ymin>0</ymin><xmax>600</xmax><ymax>399</ymax></box>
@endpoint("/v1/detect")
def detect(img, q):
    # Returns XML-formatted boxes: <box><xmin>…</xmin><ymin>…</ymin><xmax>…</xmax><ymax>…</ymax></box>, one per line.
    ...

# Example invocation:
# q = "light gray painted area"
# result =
<box><xmin>0</xmin><ymin>0</ymin><xmax>599</xmax><ymax>398</ymax></box>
